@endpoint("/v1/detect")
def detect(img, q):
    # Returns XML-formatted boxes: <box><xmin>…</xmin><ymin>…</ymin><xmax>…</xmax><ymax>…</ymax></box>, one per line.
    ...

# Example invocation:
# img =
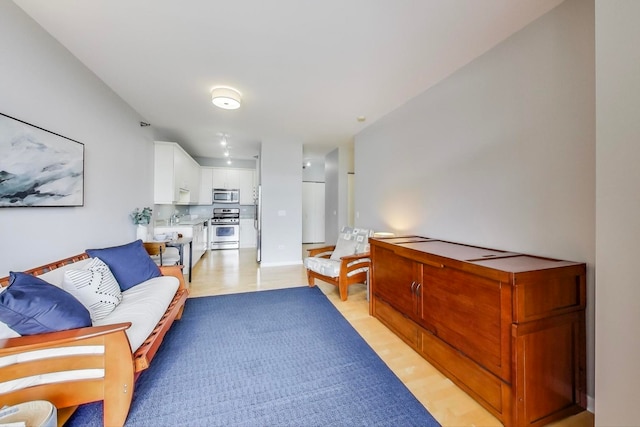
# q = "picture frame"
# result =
<box><xmin>0</xmin><ymin>112</ymin><xmax>84</xmax><ymax>207</ymax></box>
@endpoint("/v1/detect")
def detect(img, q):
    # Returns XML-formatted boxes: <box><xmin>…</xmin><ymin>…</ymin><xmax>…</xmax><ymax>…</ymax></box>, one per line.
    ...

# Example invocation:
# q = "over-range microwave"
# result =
<box><xmin>212</xmin><ymin>188</ymin><xmax>239</xmax><ymax>204</ymax></box>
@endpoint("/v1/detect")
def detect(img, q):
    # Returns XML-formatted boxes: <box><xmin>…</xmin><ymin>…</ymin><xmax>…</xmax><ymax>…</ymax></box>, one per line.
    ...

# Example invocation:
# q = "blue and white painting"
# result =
<box><xmin>0</xmin><ymin>113</ymin><xmax>84</xmax><ymax>207</ymax></box>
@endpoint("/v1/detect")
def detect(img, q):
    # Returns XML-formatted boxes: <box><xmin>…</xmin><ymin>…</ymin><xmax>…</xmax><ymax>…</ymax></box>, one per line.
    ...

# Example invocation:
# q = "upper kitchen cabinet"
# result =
<box><xmin>200</xmin><ymin>167</ymin><xmax>256</xmax><ymax>205</ymax></box>
<box><xmin>154</xmin><ymin>141</ymin><xmax>201</xmax><ymax>205</ymax></box>
<box><xmin>212</xmin><ymin>168</ymin><xmax>240</xmax><ymax>189</ymax></box>
<box><xmin>198</xmin><ymin>167</ymin><xmax>214</xmax><ymax>205</ymax></box>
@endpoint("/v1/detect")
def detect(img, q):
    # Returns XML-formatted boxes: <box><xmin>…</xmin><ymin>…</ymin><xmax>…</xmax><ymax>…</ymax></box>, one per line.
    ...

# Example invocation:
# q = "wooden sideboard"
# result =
<box><xmin>369</xmin><ymin>236</ymin><xmax>587</xmax><ymax>427</ymax></box>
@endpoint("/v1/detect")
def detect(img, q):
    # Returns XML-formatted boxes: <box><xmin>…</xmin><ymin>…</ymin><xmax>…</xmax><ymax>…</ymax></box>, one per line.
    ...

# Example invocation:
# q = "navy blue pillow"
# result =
<box><xmin>0</xmin><ymin>272</ymin><xmax>91</xmax><ymax>335</ymax></box>
<box><xmin>86</xmin><ymin>239</ymin><xmax>161</xmax><ymax>291</ymax></box>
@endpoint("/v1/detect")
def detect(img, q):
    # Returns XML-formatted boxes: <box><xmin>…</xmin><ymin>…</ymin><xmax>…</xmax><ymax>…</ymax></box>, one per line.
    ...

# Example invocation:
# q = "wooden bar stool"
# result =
<box><xmin>143</xmin><ymin>242</ymin><xmax>180</xmax><ymax>266</ymax></box>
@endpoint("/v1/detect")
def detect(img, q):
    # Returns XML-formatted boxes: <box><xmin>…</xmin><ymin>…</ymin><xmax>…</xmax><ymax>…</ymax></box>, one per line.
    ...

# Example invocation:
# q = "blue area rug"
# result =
<box><xmin>66</xmin><ymin>286</ymin><xmax>440</xmax><ymax>426</ymax></box>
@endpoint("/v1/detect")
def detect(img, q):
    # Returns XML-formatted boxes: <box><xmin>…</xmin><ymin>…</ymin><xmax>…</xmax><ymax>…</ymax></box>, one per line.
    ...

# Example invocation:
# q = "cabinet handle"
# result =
<box><xmin>415</xmin><ymin>282</ymin><xmax>422</xmax><ymax>296</ymax></box>
<box><xmin>410</xmin><ymin>281</ymin><xmax>416</xmax><ymax>293</ymax></box>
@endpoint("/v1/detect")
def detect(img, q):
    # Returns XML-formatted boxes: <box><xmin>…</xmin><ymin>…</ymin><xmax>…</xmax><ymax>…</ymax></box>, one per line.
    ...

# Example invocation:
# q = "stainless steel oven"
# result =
<box><xmin>210</xmin><ymin>208</ymin><xmax>240</xmax><ymax>249</ymax></box>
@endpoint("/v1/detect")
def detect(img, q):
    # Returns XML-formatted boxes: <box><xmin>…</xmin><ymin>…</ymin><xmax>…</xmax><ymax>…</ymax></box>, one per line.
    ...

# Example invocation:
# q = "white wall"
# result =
<box><xmin>324</xmin><ymin>149</ymin><xmax>339</xmax><ymax>244</ymax></box>
<box><xmin>302</xmin><ymin>161</ymin><xmax>325</xmax><ymax>182</ymax></box>
<box><xmin>0</xmin><ymin>2</ymin><xmax>154</xmax><ymax>276</ymax></box>
<box><xmin>355</xmin><ymin>0</ymin><xmax>595</xmax><ymax>401</ymax></box>
<box><xmin>324</xmin><ymin>144</ymin><xmax>354</xmax><ymax>244</ymax></box>
<box><xmin>260</xmin><ymin>139</ymin><xmax>302</xmax><ymax>266</ymax></box>
<box><xmin>595</xmin><ymin>1</ymin><xmax>640</xmax><ymax>423</ymax></box>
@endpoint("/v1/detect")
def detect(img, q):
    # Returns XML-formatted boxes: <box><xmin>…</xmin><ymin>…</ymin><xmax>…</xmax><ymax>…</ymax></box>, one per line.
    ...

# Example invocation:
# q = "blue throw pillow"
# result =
<box><xmin>86</xmin><ymin>239</ymin><xmax>161</xmax><ymax>291</ymax></box>
<box><xmin>0</xmin><ymin>272</ymin><xmax>91</xmax><ymax>335</ymax></box>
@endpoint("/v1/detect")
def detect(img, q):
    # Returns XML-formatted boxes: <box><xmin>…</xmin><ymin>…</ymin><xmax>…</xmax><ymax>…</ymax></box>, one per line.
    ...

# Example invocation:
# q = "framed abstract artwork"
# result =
<box><xmin>0</xmin><ymin>112</ymin><xmax>84</xmax><ymax>207</ymax></box>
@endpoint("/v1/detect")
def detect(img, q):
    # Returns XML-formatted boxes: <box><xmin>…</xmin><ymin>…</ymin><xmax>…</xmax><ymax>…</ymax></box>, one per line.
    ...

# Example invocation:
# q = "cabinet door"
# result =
<box><xmin>199</xmin><ymin>168</ymin><xmax>213</xmax><ymax>204</ymax></box>
<box><xmin>225</xmin><ymin>169</ymin><xmax>240</xmax><ymax>189</ymax></box>
<box><xmin>512</xmin><ymin>311</ymin><xmax>586</xmax><ymax>426</ymax></box>
<box><xmin>421</xmin><ymin>264</ymin><xmax>508</xmax><ymax>379</ymax></box>
<box><xmin>173</xmin><ymin>146</ymin><xmax>189</xmax><ymax>190</ymax></box>
<box><xmin>371</xmin><ymin>246</ymin><xmax>420</xmax><ymax>319</ymax></box>
<box><xmin>211</xmin><ymin>168</ymin><xmax>227</xmax><ymax>189</ymax></box>
<box><xmin>187</xmin><ymin>159</ymin><xmax>200</xmax><ymax>201</ymax></box>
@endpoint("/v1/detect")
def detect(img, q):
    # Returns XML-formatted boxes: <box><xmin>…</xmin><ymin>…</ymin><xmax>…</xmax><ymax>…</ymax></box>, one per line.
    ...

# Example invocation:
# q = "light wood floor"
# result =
<box><xmin>188</xmin><ymin>248</ymin><xmax>594</xmax><ymax>427</ymax></box>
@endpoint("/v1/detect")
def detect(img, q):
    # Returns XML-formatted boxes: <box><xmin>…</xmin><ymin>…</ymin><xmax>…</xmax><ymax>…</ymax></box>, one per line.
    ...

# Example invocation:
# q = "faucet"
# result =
<box><xmin>169</xmin><ymin>213</ymin><xmax>180</xmax><ymax>225</ymax></box>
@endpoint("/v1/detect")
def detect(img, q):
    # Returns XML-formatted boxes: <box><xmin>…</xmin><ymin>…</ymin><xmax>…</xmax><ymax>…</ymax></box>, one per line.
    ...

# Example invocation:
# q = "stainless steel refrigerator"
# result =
<box><xmin>255</xmin><ymin>185</ymin><xmax>262</xmax><ymax>262</ymax></box>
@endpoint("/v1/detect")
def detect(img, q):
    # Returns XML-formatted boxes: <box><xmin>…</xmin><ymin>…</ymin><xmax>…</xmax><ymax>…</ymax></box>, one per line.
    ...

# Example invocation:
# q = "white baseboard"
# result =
<box><xmin>587</xmin><ymin>394</ymin><xmax>595</xmax><ymax>414</ymax></box>
<box><xmin>259</xmin><ymin>260</ymin><xmax>303</xmax><ymax>267</ymax></box>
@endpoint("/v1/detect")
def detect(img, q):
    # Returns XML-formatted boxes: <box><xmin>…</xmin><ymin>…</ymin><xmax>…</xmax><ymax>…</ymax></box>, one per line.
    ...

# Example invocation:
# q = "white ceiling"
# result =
<box><xmin>14</xmin><ymin>0</ymin><xmax>564</xmax><ymax>162</ymax></box>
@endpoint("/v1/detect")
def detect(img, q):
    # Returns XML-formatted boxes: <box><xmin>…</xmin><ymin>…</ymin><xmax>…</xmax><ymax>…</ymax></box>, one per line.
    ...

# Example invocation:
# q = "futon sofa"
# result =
<box><xmin>0</xmin><ymin>239</ymin><xmax>188</xmax><ymax>427</ymax></box>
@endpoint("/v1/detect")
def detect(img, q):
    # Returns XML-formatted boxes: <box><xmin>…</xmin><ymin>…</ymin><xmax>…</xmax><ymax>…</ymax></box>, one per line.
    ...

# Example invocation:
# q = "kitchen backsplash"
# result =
<box><xmin>154</xmin><ymin>204</ymin><xmax>190</xmax><ymax>221</ymax></box>
<box><xmin>239</xmin><ymin>205</ymin><xmax>256</xmax><ymax>219</ymax></box>
<box><xmin>154</xmin><ymin>204</ymin><xmax>256</xmax><ymax>221</ymax></box>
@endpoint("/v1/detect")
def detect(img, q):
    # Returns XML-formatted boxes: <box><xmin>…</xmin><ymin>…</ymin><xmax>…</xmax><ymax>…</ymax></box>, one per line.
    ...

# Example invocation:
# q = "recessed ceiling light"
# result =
<box><xmin>211</xmin><ymin>87</ymin><xmax>242</xmax><ymax>110</ymax></box>
<box><xmin>357</xmin><ymin>116</ymin><xmax>366</xmax><ymax>122</ymax></box>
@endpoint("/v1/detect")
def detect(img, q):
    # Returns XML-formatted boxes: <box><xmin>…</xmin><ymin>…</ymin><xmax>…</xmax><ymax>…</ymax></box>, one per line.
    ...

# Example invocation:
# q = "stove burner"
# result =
<box><xmin>212</xmin><ymin>207</ymin><xmax>240</xmax><ymax>225</ymax></box>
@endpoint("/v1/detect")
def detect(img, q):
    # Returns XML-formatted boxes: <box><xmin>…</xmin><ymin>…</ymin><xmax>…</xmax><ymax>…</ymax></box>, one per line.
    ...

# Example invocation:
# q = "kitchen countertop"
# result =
<box><xmin>155</xmin><ymin>217</ymin><xmax>209</xmax><ymax>227</ymax></box>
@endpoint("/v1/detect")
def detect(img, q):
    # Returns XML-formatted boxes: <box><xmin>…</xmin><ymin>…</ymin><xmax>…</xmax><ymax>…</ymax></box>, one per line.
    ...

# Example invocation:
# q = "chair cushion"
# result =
<box><xmin>330</xmin><ymin>227</ymin><xmax>373</xmax><ymax>260</ymax></box>
<box><xmin>62</xmin><ymin>257</ymin><xmax>123</xmax><ymax>322</ymax></box>
<box><xmin>86</xmin><ymin>240</ymin><xmax>161</xmax><ymax>291</ymax></box>
<box><xmin>0</xmin><ymin>272</ymin><xmax>91</xmax><ymax>335</ymax></box>
<box><xmin>304</xmin><ymin>257</ymin><xmax>341</xmax><ymax>278</ymax></box>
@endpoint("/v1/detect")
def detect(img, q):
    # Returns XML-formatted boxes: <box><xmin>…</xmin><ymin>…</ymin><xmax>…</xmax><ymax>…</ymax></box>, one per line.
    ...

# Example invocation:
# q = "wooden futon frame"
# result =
<box><xmin>0</xmin><ymin>253</ymin><xmax>189</xmax><ymax>426</ymax></box>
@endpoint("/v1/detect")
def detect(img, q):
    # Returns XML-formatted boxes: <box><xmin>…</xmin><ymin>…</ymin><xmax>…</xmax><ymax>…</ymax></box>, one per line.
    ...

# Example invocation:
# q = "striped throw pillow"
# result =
<box><xmin>62</xmin><ymin>257</ymin><xmax>123</xmax><ymax>322</ymax></box>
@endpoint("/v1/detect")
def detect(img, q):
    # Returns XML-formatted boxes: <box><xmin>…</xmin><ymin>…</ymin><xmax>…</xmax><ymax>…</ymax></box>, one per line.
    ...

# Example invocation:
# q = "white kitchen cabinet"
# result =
<box><xmin>212</xmin><ymin>168</ymin><xmax>239</xmax><ymax>189</ymax></box>
<box><xmin>187</xmin><ymin>158</ymin><xmax>200</xmax><ymax>200</ymax></box>
<box><xmin>198</xmin><ymin>168</ymin><xmax>213</xmax><ymax>204</ymax></box>
<box><xmin>239</xmin><ymin>218</ymin><xmax>257</xmax><ymax>248</ymax></box>
<box><xmin>154</xmin><ymin>141</ymin><xmax>201</xmax><ymax>205</ymax></box>
<box><xmin>191</xmin><ymin>223</ymin><xmax>206</xmax><ymax>261</ymax></box>
<box><xmin>209</xmin><ymin>167</ymin><xmax>255</xmax><ymax>205</ymax></box>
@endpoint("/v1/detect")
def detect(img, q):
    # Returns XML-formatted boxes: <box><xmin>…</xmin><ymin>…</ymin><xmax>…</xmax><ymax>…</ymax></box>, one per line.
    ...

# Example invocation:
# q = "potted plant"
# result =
<box><xmin>131</xmin><ymin>207</ymin><xmax>153</xmax><ymax>240</ymax></box>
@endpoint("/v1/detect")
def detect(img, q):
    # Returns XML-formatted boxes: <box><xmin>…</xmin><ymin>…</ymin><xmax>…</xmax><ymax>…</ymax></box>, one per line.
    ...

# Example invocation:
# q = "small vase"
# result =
<box><xmin>136</xmin><ymin>224</ymin><xmax>148</xmax><ymax>241</ymax></box>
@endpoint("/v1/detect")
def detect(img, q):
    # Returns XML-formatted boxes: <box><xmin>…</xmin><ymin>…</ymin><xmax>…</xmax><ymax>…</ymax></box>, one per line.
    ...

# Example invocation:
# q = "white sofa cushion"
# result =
<box><xmin>2</xmin><ymin>259</ymin><xmax>179</xmax><ymax>352</ymax></box>
<box><xmin>0</xmin><ymin>319</ymin><xmax>20</xmax><ymax>339</ymax></box>
<box><xmin>93</xmin><ymin>275</ymin><xmax>178</xmax><ymax>352</ymax></box>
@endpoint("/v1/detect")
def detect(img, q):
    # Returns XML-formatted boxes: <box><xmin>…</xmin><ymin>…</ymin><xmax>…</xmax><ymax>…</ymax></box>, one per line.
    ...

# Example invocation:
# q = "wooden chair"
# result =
<box><xmin>304</xmin><ymin>227</ymin><xmax>373</xmax><ymax>301</ymax></box>
<box><xmin>143</xmin><ymin>242</ymin><xmax>180</xmax><ymax>266</ymax></box>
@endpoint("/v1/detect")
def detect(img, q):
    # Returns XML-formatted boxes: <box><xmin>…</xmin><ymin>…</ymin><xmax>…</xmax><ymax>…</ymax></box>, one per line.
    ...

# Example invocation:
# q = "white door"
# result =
<box><xmin>302</xmin><ymin>182</ymin><xmax>325</xmax><ymax>243</ymax></box>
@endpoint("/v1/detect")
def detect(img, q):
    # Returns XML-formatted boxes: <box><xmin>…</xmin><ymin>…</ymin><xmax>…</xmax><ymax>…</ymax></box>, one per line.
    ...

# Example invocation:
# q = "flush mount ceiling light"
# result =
<box><xmin>211</xmin><ymin>87</ymin><xmax>242</xmax><ymax>110</ymax></box>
